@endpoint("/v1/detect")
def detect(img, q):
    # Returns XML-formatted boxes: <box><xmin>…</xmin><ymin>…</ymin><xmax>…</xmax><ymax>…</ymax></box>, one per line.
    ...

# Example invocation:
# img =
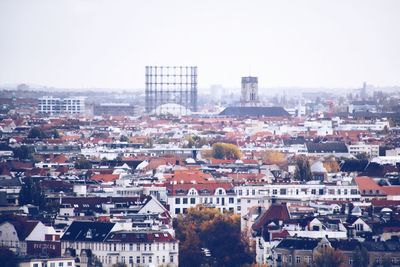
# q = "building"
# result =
<box><xmin>61</xmin><ymin>221</ymin><xmax>179</xmax><ymax>267</ymax></box>
<box><xmin>19</xmin><ymin>257</ymin><xmax>76</xmax><ymax>267</ymax></box>
<box><xmin>38</xmin><ymin>96</ymin><xmax>85</xmax><ymax>115</ymax></box>
<box><xmin>145</xmin><ymin>66</ymin><xmax>198</xmax><ymax>115</ymax></box>
<box><xmin>93</xmin><ymin>103</ymin><xmax>136</xmax><ymax>116</ymax></box>
<box><xmin>241</xmin><ymin>76</ymin><xmax>259</xmax><ymax>107</ymax></box>
<box><xmin>347</xmin><ymin>142</ymin><xmax>379</xmax><ymax>158</ymax></box>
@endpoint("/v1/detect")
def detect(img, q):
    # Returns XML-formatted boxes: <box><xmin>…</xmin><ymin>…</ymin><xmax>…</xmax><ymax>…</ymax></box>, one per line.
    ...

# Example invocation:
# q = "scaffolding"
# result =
<box><xmin>145</xmin><ymin>66</ymin><xmax>198</xmax><ymax>113</ymax></box>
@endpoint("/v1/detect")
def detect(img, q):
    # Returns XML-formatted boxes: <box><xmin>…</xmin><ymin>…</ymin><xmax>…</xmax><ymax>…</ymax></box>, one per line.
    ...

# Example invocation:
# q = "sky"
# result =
<box><xmin>0</xmin><ymin>0</ymin><xmax>399</xmax><ymax>90</ymax></box>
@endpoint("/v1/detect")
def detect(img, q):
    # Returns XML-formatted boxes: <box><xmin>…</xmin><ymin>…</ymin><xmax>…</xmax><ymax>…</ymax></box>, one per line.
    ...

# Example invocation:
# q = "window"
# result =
<box><xmin>319</xmin><ymin>189</ymin><xmax>324</xmax><ymax>195</ymax></box>
<box><xmin>311</xmin><ymin>189</ymin><xmax>316</xmax><ymax>195</ymax></box>
<box><xmin>288</xmin><ymin>255</ymin><xmax>292</xmax><ymax>264</ymax></box>
<box><xmin>190</xmin><ymin>198</ymin><xmax>196</xmax><ymax>204</ymax></box>
<box><xmin>50</xmin><ymin>264</ymin><xmax>56</xmax><ymax>267</ymax></box>
<box><xmin>183</xmin><ymin>198</ymin><xmax>188</xmax><ymax>204</ymax></box>
<box><xmin>296</xmin><ymin>256</ymin><xmax>301</xmax><ymax>263</ymax></box>
<box><xmin>170</xmin><ymin>255</ymin><xmax>174</xmax><ymax>263</ymax></box>
<box><xmin>59</xmin><ymin>263</ymin><xmax>64</xmax><ymax>267</ymax></box>
<box><xmin>33</xmin><ymin>264</ymin><xmax>39</xmax><ymax>267</ymax></box>
<box><xmin>137</xmin><ymin>244</ymin><xmax>140</xmax><ymax>251</ymax></box>
<box><xmin>136</xmin><ymin>256</ymin><xmax>140</xmax><ymax>263</ymax></box>
<box><xmin>67</xmin><ymin>262</ymin><xmax>72</xmax><ymax>267</ymax></box>
<box><xmin>162</xmin><ymin>256</ymin><xmax>166</xmax><ymax>263</ymax></box>
<box><xmin>349</xmin><ymin>257</ymin><xmax>353</xmax><ymax>265</ymax></box>
<box><xmin>129</xmin><ymin>256</ymin><xmax>133</xmax><ymax>263</ymax></box>
<box><xmin>273</xmin><ymin>189</ymin><xmax>278</xmax><ymax>195</ymax></box>
<box><xmin>149</xmin><ymin>256</ymin><xmax>152</xmax><ymax>263</ymax></box>
<box><xmin>229</xmin><ymin>197</ymin><xmax>234</xmax><ymax>204</ymax></box>
<box><xmin>129</xmin><ymin>243</ymin><xmax>133</xmax><ymax>251</ymax></box>
<box><xmin>280</xmin><ymin>188</ymin><xmax>287</xmax><ymax>195</ymax></box>
<box><xmin>175</xmin><ymin>208</ymin><xmax>180</xmax><ymax>214</ymax></box>
<box><xmin>175</xmin><ymin>198</ymin><xmax>180</xmax><ymax>204</ymax></box>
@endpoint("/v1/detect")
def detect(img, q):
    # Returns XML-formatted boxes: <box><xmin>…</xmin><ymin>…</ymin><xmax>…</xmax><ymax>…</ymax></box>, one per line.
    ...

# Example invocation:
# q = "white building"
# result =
<box><xmin>38</xmin><ymin>96</ymin><xmax>85</xmax><ymax>115</ymax></box>
<box><xmin>61</xmin><ymin>221</ymin><xmax>178</xmax><ymax>267</ymax></box>
<box><xmin>347</xmin><ymin>142</ymin><xmax>379</xmax><ymax>158</ymax></box>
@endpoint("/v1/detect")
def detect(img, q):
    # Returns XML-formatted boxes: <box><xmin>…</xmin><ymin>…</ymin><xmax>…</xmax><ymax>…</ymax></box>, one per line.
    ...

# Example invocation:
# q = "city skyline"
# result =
<box><xmin>0</xmin><ymin>0</ymin><xmax>400</xmax><ymax>90</ymax></box>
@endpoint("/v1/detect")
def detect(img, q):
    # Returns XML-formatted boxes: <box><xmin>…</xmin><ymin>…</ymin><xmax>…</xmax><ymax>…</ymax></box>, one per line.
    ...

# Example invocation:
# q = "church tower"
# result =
<box><xmin>240</xmin><ymin>76</ymin><xmax>259</xmax><ymax>107</ymax></box>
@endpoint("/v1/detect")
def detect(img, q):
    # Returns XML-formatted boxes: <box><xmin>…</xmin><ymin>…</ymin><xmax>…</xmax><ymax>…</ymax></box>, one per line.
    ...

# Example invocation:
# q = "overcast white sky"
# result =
<box><xmin>0</xmin><ymin>0</ymin><xmax>399</xmax><ymax>90</ymax></box>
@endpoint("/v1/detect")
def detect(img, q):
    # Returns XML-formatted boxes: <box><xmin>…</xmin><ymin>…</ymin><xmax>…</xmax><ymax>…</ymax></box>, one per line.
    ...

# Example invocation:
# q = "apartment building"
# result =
<box><xmin>38</xmin><ymin>96</ymin><xmax>85</xmax><ymax>115</ymax></box>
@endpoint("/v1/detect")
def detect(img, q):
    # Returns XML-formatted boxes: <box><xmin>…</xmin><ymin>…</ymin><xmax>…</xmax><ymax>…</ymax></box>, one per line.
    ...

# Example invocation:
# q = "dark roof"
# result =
<box><xmin>340</xmin><ymin>160</ymin><xmax>369</xmax><ymax>172</ymax></box>
<box><xmin>105</xmin><ymin>231</ymin><xmax>175</xmax><ymax>243</ymax></box>
<box><xmin>330</xmin><ymin>239</ymin><xmax>360</xmax><ymax>251</ymax></box>
<box><xmin>306</xmin><ymin>142</ymin><xmax>348</xmax><ymax>153</ymax></box>
<box><xmin>61</xmin><ymin>221</ymin><xmax>115</xmax><ymax>242</ymax></box>
<box><xmin>0</xmin><ymin>215</ymin><xmax>39</xmax><ymax>240</ymax></box>
<box><xmin>252</xmin><ymin>204</ymin><xmax>290</xmax><ymax>231</ymax></box>
<box><xmin>0</xmin><ymin>177</ymin><xmax>21</xmax><ymax>187</ymax></box>
<box><xmin>220</xmin><ymin>107</ymin><xmax>289</xmax><ymax>117</ymax></box>
<box><xmin>276</xmin><ymin>237</ymin><xmax>319</xmax><ymax>250</ymax></box>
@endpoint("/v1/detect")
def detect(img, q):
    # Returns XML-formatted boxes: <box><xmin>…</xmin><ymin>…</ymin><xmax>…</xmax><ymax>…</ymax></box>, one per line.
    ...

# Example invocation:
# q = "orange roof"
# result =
<box><xmin>382</xmin><ymin>186</ymin><xmax>400</xmax><ymax>196</ymax></box>
<box><xmin>168</xmin><ymin>169</ymin><xmax>212</xmax><ymax>184</ymax></box>
<box><xmin>91</xmin><ymin>174</ymin><xmax>119</xmax><ymax>182</ymax></box>
<box><xmin>354</xmin><ymin>176</ymin><xmax>381</xmax><ymax>191</ymax></box>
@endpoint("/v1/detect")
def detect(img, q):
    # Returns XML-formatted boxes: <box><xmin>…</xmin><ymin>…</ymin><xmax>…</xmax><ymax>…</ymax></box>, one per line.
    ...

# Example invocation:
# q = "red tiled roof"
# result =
<box><xmin>91</xmin><ymin>174</ymin><xmax>119</xmax><ymax>182</ymax></box>
<box><xmin>382</xmin><ymin>186</ymin><xmax>400</xmax><ymax>196</ymax></box>
<box><xmin>252</xmin><ymin>204</ymin><xmax>290</xmax><ymax>231</ymax></box>
<box><xmin>354</xmin><ymin>176</ymin><xmax>381</xmax><ymax>191</ymax></box>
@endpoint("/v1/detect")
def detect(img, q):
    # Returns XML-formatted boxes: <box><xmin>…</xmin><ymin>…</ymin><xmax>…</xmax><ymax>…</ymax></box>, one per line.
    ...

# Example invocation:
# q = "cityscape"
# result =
<box><xmin>1</xmin><ymin>1</ymin><xmax>400</xmax><ymax>267</ymax></box>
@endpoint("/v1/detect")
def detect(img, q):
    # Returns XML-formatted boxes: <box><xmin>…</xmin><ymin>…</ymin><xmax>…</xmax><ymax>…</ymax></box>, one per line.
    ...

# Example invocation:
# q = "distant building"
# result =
<box><xmin>38</xmin><ymin>96</ymin><xmax>85</xmax><ymax>115</ymax></box>
<box><xmin>93</xmin><ymin>103</ymin><xmax>136</xmax><ymax>116</ymax></box>
<box><xmin>241</xmin><ymin>76</ymin><xmax>259</xmax><ymax>107</ymax></box>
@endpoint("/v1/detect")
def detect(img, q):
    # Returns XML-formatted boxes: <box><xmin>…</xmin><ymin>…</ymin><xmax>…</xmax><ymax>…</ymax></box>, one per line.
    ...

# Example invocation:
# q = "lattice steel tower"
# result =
<box><xmin>145</xmin><ymin>66</ymin><xmax>198</xmax><ymax>113</ymax></box>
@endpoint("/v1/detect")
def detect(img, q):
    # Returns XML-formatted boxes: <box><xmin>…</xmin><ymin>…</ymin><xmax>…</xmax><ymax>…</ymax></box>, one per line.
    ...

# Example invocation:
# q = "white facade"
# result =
<box><xmin>20</xmin><ymin>257</ymin><xmax>76</xmax><ymax>267</ymax></box>
<box><xmin>347</xmin><ymin>143</ymin><xmax>379</xmax><ymax>158</ymax></box>
<box><xmin>38</xmin><ymin>96</ymin><xmax>85</xmax><ymax>115</ymax></box>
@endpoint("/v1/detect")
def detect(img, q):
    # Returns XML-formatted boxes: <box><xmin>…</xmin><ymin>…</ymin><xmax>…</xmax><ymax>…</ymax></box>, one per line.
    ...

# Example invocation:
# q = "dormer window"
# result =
<box><xmin>86</xmin><ymin>229</ymin><xmax>93</xmax><ymax>239</ymax></box>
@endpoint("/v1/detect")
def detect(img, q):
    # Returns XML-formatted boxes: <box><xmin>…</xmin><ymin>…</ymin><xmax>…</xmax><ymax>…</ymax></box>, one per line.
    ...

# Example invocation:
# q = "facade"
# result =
<box><xmin>241</xmin><ymin>76</ymin><xmax>259</xmax><ymax>107</ymax></box>
<box><xmin>93</xmin><ymin>103</ymin><xmax>136</xmax><ymax>116</ymax></box>
<box><xmin>166</xmin><ymin>183</ymin><xmax>237</xmax><ymax>217</ymax></box>
<box><xmin>347</xmin><ymin>143</ymin><xmax>379</xmax><ymax>158</ymax></box>
<box><xmin>38</xmin><ymin>96</ymin><xmax>85</xmax><ymax>115</ymax></box>
<box><xmin>61</xmin><ymin>221</ymin><xmax>178</xmax><ymax>267</ymax></box>
<box><xmin>19</xmin><ymin>257</ymin><xmax>76</xmax><ymax>267</ymax></box>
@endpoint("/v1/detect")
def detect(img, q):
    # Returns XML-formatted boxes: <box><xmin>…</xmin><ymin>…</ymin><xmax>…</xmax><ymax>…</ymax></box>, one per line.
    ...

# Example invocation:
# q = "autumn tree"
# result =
<box><xmin>264</xmin><ymin>150</ymin><xmax>286</xmax><ymax>165</ymax></box>
<box><xmin>212</xmin><ymin>143</ymin><xmax>241</xmax><ymax>160</ymax></box>
<box><xmin>174</xmin><ymin>205</ymin><xmax>253</xmax><ymax>267</ymax></box>
<box><xmin>313</xmin><ymin>247</ymin><xmax>345</xmax><ymax>267</ymax></box>
<box><xmin>294</xmin><ymin>156</ymin><xmax>312</xmax><ymax>181</ymax></box>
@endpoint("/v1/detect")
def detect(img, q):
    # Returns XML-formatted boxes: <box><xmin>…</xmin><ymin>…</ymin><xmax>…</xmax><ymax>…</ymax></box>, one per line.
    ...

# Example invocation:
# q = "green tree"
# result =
<box><xmin>212</xmin><ymin>143</ymin><xmax>241</xmax><ymax>160</ymax></box>
<box><xmin>12</xmin><ymin>145</ymin><xmax>35</xmax><ymax>160</ymax></box>
<box><xmin>0</xmin><ymin>247</ymin><xmax>19</xmax><ymax>267</ymax></box>
<box><xmin>19</xmin><ymin>177</ymin><xmax>46</xmax><ymax>209</ymax></box>
<box><xmin>313</xmin><ymin>247</ymin><xmax>345</xmax><ymax>267</ymax></box>
<box><xmin>294</xmin><ymin>156</ymin><xmax>312</xmax><ymax>181</ymax></box>
<box><xmin>28</xmin><ymin>127</ymin><xmax>47</xmax><ymax>139</ymax></box>
<box><xmin>75</xmin><ymin>158</ymin><xmax>93</xmax><ymax>169</ymax></box>
<box><xmin>174</xmin><ymin>205</ymin><xmax>253</xmax><ymax>267</ymax></box>
<box><xmin>355</xmin><ymin>152</ymin><xmax>369</xmax><ymax>160</ymax></box>
<box><xmin>353</xmin><ymin>246</ymin><xmax>369</xmax><ymax>267</ymax></box>
<box><xmin>119</xmin><ymin>135</ymin><xmax>129</xmax><ymax>142</ymax></box>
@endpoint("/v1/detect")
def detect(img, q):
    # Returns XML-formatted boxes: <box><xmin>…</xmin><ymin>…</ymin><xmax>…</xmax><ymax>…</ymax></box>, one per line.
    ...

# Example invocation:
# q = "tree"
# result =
<box><xmin>0</xmin><ymin>247</ymin><xmax>19</xmax><ymax>267</ymax></box>
<box><xmin>119</xmin><ymin>135</ymin><xmax>129</xmax><ymax>142</ymax></box>
<box><xmin>12</xmin><ymin>145</ymin><xmax>35</xmax><ymax>160</ymax></box>
<box><xmin>75</xmin><ymin>158</ymin><xmax>93</xmax><ymax>169</ymax></box>
<box><xmin>294</xmin><ymin>156</ymin><xmax>312</xmax><ymax>182</ymax></box>
<box><xmin>19</xmin><ymin>177</ymin><xmax>46</xmax><ymax>209</ymax></box>
<box><xmin>353</xmin><ymin>246</ymin><xmax>369</xmax><ymax>267</ymax></box>
<box><xmin>264</xmin><ymin>150</ymin><xmax>286</xmax><ymax>165</ymax></box>
<box><xmin>28</xmin><ymin>127</ymin><xmax>47</xmax><ymax>139</ymax></box>
<box><xmin>212</xmin><ymin>143</ymin><xmax>241</xmax><ymax>160</ymax></box>
<box><xmin>174</xmin><ymin>205</ymin><xmax>253</xmax><ymax>267</ymax></box>
<box><xmin>313</xmin><ymin>247</ymin><xmax>345</xmax><ymax>267</ymax></box>
<box><xmin>355</xmin><ymin>152</ymin><xmax>369</xmax><ymax>160</ymax></box>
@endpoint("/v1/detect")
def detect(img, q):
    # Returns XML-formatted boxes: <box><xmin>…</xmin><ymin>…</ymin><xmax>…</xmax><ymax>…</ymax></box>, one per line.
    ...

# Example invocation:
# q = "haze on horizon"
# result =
<box><xmin>0</xmin><ymin>0</ymin><xmax>399</xmax><ymax>91</ymax></box>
